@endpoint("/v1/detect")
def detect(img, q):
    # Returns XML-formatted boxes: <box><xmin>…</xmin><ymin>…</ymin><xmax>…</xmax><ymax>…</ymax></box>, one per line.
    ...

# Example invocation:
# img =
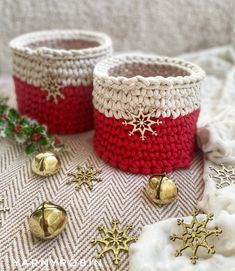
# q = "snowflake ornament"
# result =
<box><xmin>122</xmin><ymin>108</ymin><xmax>162</xmax><ymax>140</ymax></box>
<box><xmin>91</xmin><ymin>219</ymin><xmax>138</xmax><ymax>265</ymax></box>
<box><xmin>170</xmin><ymin>210</ymin><xmax>222</xmax><ymax>264</ymax></box>
<box><xmin>41</xmin><ymin>72</ymin><xmax>64</xmax><ymax>104</ymax></box>
<box><xmin>209</xmin><ymin>164</ymin><xmax>235</xmax><ymax>188</ymax></box>
<box><xmin>0</xmin><ymin>196</ymin><xmax>10</xmax><ymax>225</ymax></box>
<box><xmin>67</xmin><ymin>165</ymin><xmax>102</xmax><ymax>191</ymax></box>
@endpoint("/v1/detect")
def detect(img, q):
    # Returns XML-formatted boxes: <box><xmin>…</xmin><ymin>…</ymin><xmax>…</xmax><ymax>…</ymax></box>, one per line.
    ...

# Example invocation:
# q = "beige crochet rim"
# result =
<box><xmin>10</xmin><ymin>29</ymin><xmax>112</xmax><ymax>59</ymax></box>
<box><xmin>93</xmin><ymin>54</ymin><xmax>206</xmax><ymax>119</ymax></box>
<box><xmin>10</xmin><ymin>30</ymin><xmax>113</xmax><ymax>88</ymax></box>
<box><xmin>94</xmin><ymin>54</ymin><xmax>206</xmax><ymax>88</ymax></box>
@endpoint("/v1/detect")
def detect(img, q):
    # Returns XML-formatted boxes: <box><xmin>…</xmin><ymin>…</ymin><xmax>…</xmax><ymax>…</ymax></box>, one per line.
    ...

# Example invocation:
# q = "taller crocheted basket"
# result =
<box><xmin>93</xmin><ymin>54</ymin><xmax>205</xmax><ymax>174</ymax></box>
<box><xmin>10</xmin><ymin>30</ymin><xmax>112</xmax><ymax>134</ymax></box>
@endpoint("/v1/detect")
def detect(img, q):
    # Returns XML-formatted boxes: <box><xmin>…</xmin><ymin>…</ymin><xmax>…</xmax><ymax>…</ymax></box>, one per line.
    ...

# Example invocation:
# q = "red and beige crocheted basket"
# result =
<box><xmin>10</xmin><ymin>30</ymin><xmax>112</xmax><ymax>134</ymax></box>
<box><xmin>93</xmin><ymin>54</ymin><xmax>205</xmax><ymax>174</ymax></box>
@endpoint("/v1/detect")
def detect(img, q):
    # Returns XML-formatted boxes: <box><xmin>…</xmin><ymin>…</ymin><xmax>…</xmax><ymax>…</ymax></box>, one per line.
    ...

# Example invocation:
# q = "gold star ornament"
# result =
<box><xmin>67</xmin><ymin>165</ymin><xmax>102</xmax><ymax>191</ymax></box>
<box><xmin>122</xmin><ymin>108</ymin><xmax>162</xmax><ymax>140</ymax></box>
<box><xmin>170</xmin><ymin>210</ymin><xmax>222</xmax><ymax>264</ymax></box>
<box><xmin>41</xmin><ymin>72</ymin><xmax>64</xmax><ymax>104</ymax></box>
<box><xmin>209</xmin><ymin>164</ymin><xmax>235</xmax><ymax>188</ymax></box>
<box><xmin>91</xmin><ymin>219</ymin><xmax>138</xmax><ymax>265</ymax></box>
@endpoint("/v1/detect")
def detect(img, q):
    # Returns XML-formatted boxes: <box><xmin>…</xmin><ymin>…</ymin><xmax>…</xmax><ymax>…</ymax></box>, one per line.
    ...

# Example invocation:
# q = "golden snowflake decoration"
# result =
<box><xmin>209</xmin><ymin>164</ymin><xmax>235</xmax><ymax>188</ymax></box>
<box><xmin>0</xmin><ymin>196</ymin><xmax>10</xmax><ymax>225</ymax></box>
<box><xmin>67</xmin><ymin>165</ymin><xmax>102</xmax><ymax>191</ymax></box>
<box><xmin>41</xmin><ymin>72</ymin><xmax>64</xmax><ymax>104</ymax></box>
<box><xmin>170</xmin><ymin>210</ymin><xmax>222</xmax><ymax>264</ymax></box>
<box><xmin>91</xmin><ymin>219</ymin><xmax>138</xmax><ymax>265</ymax></box>
<box><xmin>122</xmin><ymin>108</ymin><xmax>162</xmax><ymax>140</ymax></box>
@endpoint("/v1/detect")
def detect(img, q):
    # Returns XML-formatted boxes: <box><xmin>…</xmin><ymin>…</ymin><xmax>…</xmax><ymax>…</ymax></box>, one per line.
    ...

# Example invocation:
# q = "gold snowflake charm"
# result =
<box><xmin>0</xmin><ymin>196</ymin><xmax>10</xmax><ymax>225</ymax></box>
<box><xmin>91</xmin><ymin>219</ymin><xmax>138</xmax><ymax>265</ymax></box>
<box><xmin>122</xmin><ymin>108</ymin><xmax>162</xmax><ymax>140</ymax></box>
<box><xmin>67</xmin><ymin>165</ymin><xmax>102</xmax><ymax>191</ymax></box>
<box><xmin>170</xmin><ymin>210</ymin><xmax>222</xmax><ymax>264</ymax></box>
<box><xmin>41</xmin><ymin>72</ymin><xmax>64</xmax><ymax>104</ymax></box>
<box><xmin>209</xmin><ymin>164</ymin><xmax>235</xmax><ymax>188</ymax></box>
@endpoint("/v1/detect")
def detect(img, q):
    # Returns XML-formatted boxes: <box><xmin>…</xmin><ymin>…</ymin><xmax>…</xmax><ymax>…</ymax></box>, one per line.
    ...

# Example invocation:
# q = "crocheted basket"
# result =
<box><xmin>10</xmin><ymin>30</ymin><xmax>112</xmax><ymax>134</ymax></box>
<box><xmin>93</xmin><ymin>55</ymin><xmax>205</xmax><ymax>174</ymax></box>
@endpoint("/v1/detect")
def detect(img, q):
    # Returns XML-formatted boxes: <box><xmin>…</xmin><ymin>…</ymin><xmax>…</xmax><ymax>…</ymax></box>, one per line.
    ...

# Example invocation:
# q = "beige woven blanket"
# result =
<box><xmin>0</xmin><ymin>85</ymin><xmax>203</xmax><ymax>270</ymax></box>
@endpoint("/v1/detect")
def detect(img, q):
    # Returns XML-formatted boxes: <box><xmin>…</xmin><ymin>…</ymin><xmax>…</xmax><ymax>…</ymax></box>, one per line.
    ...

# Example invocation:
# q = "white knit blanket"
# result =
<box><xmin>129</xmin><ymin>46</ymin><xmax>235</xmax><ymax>271</ymax></box>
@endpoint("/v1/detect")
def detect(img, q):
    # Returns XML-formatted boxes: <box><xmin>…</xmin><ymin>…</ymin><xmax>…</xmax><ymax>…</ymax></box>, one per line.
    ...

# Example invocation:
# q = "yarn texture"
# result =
<box><xmin>10</xmin><ymin>30</ymin><xmax>112</xmax><ymax>134</ymax></box>
<box><xmin>129</xmin><ymin>46</ymin><xmax>235</xmax><ymax>271</ymax></box>
<box><xmin>93</xmin><ymin>55</ymin><xmax>205</xmax><ymax>174</ymax></box>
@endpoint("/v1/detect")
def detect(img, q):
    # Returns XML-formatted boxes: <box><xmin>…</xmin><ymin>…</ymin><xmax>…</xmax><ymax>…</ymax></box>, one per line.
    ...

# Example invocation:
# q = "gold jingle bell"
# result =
<box><xmin>29</xmin><ymin>201</ymin><xmax>68</xmax><ymax>240</ymax></box>
<box><xmin>146</xmin><ymin>174</ymin><xmax>178</xmax><ymax>205</ymax></box>
<box><xmin>32</xmin><ymin>151</ymin><xmax>61</xmax><ymax>176</ymax></box>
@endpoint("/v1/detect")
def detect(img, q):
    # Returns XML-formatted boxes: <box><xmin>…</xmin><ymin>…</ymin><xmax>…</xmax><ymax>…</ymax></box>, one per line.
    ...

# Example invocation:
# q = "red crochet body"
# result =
<box><xmin>94</xmin><ymin>109</ymin><xmax>200</xmax><ymax>174</ymax></box>
<box><xmin>14</xmin><ymin>77</ymin><xmax>93</xmax><ymax>134</ymax></box>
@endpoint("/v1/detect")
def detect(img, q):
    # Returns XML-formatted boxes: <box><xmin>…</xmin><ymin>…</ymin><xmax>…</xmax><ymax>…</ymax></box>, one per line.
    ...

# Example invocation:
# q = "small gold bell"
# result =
<box><xmin>146</xmin><ymin>174</ymin><xmax>178</xmax><ymax>205</ymax></box>
<box><xmin>29</xmin><ymin>201</ymin><xmax>68</xmax><ymax>240</ymax></box>
<box><xmin>32</xmin><ymin>151</ymin><xmax>61</xmax><ymax>176</ymax></box>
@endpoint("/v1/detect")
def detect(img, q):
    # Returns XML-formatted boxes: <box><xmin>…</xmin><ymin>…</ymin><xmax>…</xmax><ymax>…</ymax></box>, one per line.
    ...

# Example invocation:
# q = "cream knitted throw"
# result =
<box><xmin>129</xmin><ymin>46</ymin><xmax>235</xmax><ymax>271</ymax></box>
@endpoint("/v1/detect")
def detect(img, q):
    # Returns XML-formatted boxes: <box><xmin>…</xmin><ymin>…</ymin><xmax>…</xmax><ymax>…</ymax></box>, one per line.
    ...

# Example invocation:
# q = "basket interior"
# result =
<box><xmin>28</xmin><ymin>39</ymin><xmax>100</xmax><ymax>50</ymax></box>
<box><xmin>109</xmin><ymin>62</ymin><xmax>190</xmax><ymax>78</ymax></box>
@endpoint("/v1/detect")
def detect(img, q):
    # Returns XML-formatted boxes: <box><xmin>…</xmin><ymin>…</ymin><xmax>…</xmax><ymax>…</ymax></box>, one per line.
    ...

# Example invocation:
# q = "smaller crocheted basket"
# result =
<box><xmin>93</xmin><ymin>54</ymin><xmax>205</xmax><ymax>174</ymax></box>
<box><xmin>10</xmin><ymin>30</ymin><xmax>112</xmax><ymax>134</ymax></box>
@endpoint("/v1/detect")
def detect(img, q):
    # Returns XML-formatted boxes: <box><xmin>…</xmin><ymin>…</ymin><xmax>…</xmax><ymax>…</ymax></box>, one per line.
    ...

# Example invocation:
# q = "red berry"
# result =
<box><xmin>14</xmin><ymin>124</ymin><xmax>21</xmax><ymax>133</ymax></box>
<box><xmin>32</xmin><ymin>133</ymin><xmax>40</xmax><ymax>142</ymax></box>
<box><xmin>54</xmin><ymin>138</ymin><xmax>61</xmax><ymax>145</ymax></box>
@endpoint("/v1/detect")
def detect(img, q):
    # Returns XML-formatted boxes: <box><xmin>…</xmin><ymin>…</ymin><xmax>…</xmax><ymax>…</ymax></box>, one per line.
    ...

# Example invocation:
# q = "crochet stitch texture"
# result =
<box><xmin>93</xmin><ymin>54</ymin><xmax>205</xmax><ymax>174</ymax></box>
<box><xmin>10</xmin><ymin>30</ymin><xmax>112</xmax><ymax>134</ymax></box>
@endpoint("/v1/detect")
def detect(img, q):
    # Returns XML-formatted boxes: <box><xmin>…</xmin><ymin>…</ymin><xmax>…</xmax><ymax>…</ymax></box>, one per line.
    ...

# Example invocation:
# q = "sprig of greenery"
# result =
<box><xmin>0</xmin><ymin>97</ymin><xmax>64</xmax><ymax>154</ymax></box>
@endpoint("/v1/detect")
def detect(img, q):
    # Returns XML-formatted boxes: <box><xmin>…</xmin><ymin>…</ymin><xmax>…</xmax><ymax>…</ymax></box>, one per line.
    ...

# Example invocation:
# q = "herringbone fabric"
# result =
<box><xmin>0</xmin><ymin>130</ymin><xmax>203</xmax><ymax>271</ymax></box>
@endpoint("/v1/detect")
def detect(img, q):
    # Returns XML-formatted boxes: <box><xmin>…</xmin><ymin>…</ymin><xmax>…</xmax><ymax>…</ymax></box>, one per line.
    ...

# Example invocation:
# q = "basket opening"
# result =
<box><xmin>28</xmin><ymin>39</ymin><xmax>100</xmax><ymax>50</ymax></box>
<box><xmin>109</xmin><ymin>62</ymin><xmax>190</xmax><ymax>78</ymax></box>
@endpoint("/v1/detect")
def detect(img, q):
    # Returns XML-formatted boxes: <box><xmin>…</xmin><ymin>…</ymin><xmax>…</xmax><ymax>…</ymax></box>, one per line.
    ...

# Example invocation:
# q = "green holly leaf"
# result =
<box><xmin>4</xmin><ymin>127</ymin><xmax>13</xmax><ymax>137</ymax></box>
<box><xmin>22</xmin><ymin>126</ymin><xmax>34</xmax><ymax>136</ymax></box>
<box><xmin>20</xmin><ymin>118</ymin><xmax>30</xmax><ymax>126</ymax></box>
<box><xmin>36</xmin><ymin>126</ymin><xmax>46</xmax><ymax>134</ymax></box>
<box><xmin>39</xmin><ymin>136</ymin><xmax>48</xmax><ymax>145</ymax></box>
<box><xmin>0</xmin><ymin>96</ymin><xmax>64</xmax><ymax>155</ymax></box>
<box><xmin>25</xmin><ymin>143</ymin><xmax>36</xmax><ymax>155</ymax></box>
<box><xmin>8</xmin><ymin>109</ymin><xmax>19</xmax><ymax>123</ymax></box>
<box><xmin>0</xmin><ymin>119</ymin><xmax>5</xmax><ymax>127</ymax></box>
